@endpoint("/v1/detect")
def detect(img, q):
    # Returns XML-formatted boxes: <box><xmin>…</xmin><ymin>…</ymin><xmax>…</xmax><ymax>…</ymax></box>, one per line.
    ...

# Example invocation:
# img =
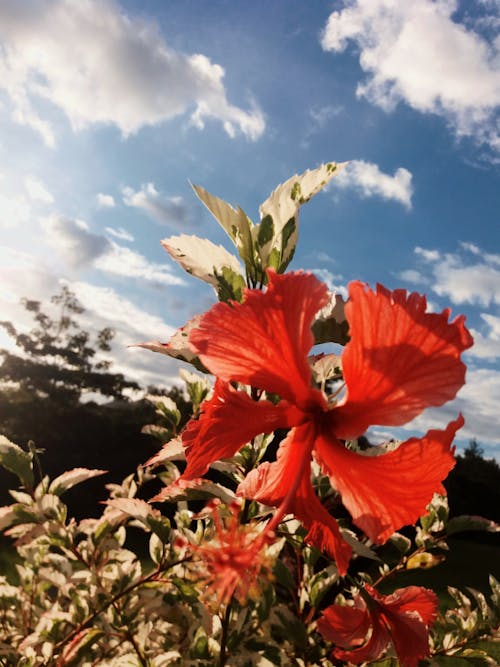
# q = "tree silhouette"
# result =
<box><xmin>445</xmin><ymin>439</ymin><xmax>500</xmax><ymax>523</ymax></box>
<box><xmin>0</xmin><ymin>287</ymin><xmax>180</xmax><ymax>516</ymax></box>
<box><xmin>0</xmin><ymin>285</ymin><xmax>138</xmax><ymax>402</ymax></box>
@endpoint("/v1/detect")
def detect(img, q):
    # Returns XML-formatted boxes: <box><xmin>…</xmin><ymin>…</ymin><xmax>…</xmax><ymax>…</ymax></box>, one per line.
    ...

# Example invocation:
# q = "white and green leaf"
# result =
<box><xmin>133</xmin><ymin>313</ymin><xmax>207</xmax><ymax>372</ymax></box>
<box><xmin>191</xmin><ymin>183</ymin><xmax>255</xmax><ymax>268</ymax></box>
<box><xmin>256</xmin><ymin>161</ymin><xmax>346</xmax><ymax>272</ymax></box>
<box><xmin>49</xmin><ymin>468</ymin><xmax>107</xmax><ymax>496</ymax></box>
<box><xmin>161</xmin><ymin>234</ymin><xmax>243</xmax><ymax>288</ymax></box>
<box><xmin>0</xmin><ymin>436</ymin><xmax>34</xmax><ymax>489</ymax></box>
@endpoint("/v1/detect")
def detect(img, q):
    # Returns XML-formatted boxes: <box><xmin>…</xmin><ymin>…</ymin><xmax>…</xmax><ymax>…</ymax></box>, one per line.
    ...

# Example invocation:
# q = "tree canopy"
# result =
<box><xmin>0</xmin><ymin>285</ymin><xmax>139</xmax><ymax>403</ymax></box>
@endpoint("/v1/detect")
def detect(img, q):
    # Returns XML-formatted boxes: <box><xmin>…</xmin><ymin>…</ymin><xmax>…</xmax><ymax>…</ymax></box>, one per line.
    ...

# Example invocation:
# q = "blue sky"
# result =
<box><xmin>0</xmin><ymin>0</ymin><xmax>499</xmax><ymax>457</ymax></box>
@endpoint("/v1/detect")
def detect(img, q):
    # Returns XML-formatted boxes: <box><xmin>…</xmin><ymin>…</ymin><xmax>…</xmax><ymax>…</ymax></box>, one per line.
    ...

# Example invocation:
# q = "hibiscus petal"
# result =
<box><xmin>238</xmin><ymin>423</ymin><xmax>352</xmax><ymax>574</ymax></box>
<box><xmin>181</xmin><ymin>380</ymin><xmax>300</xmax><ymax>481</ymax></box>
<box><xmin>372</xmin><ymin>585</ymin><xmax>438</xmax><ymax>667</ymax></box>
<box><xmin>189</xmin><ymin>270</ymin><xmax>329</xmax><ymax>408</ymax></box>
<box><xmin>317</xmin><ymin>601</ymin><xmax>370</xmax><ymax>647</ymax></box>
<box><xmin>334</xmin><ymin>282</ymin><xmax>473</xmax><ymax>438</ymax></box>
<box><xmin>324</xmin><ymin>585</ymin><xmax>437</xmax><ymax>667</ymax></box>
<box><xmin>373</xmin><ymin>584</ymin><xmax>438</xmax><ymax>628</ymax></box>
<box><xmin>331</xmin><ymin>608</ymin><xmax>390</xmax><ymax>665</ymax></box>
<box><xmin>386</xmin><ymin>611</ymin><xmax>433</xmax><ymax>667</ymax></box>
<box><xmin>315</xmin><ymin>417</ymin><xmax>461</xmax><ymax>543</ymax></box>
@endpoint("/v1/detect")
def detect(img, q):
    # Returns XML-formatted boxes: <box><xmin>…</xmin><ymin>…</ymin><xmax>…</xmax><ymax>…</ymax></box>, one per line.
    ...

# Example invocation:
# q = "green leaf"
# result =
<box><xmin>147</xmin><ymin>515</ymin><xmax>171</xmax><ymax>542</ymax></box>
<box><xmin>256</xmin><ymin>161</ymin><xmax>346</xmax><ymax>271</ymax></box>
<box><xmin>134</xmin><ymin>313</ymin><xmax>208</xmax><ymax>372</ymax></box>
<box><xmin>446</xmin><ymin>515</ymin><xmax>500</xmax><ymax>536</ymax></box>
<box><xmin>149</xmin><ymin>532</ymin><xmax>164</xmax><ymax>565</ymax></box>
<box><xmin>0</xmin><ymin>436</ymin><xmax>34</xmax><ymax>489</ymax></box>
<box><xmin>191</xmin><ymin>182</ymin><xmax>255</xmax><ymax>268</ymax></box>
<box><xmin>267</xmin><ymin>247</ymin><xmax>281</xmax><ymax>272</ymax></box>
<box><xmin>106</xmin><ymin>497</ymin><xmax>163</xmax><ymax>525</ymax></box>
<box><xmin>0</xmin><ymin>504</ymin><xmax>37</xmax><ymax>530</ymax></box>
<box><xmin>179</xmin><ymin>368</ymin><xmax>210</xmax><ymax>408</ymax></box>
<box><xmin>162</xmin><ymin>234</ymin><xmax>243</xmax><ymax>287</ymax></box>
<box><xmin>278</xmin><ymin>217</ymin><xmax>297</xmax><ymax>272</ymax></box>
<box><xmin>145</xmin><ymin>436</ymin><xmax>185</xmax><ymax>468</ymax></box>
<box><xmin>312</xmin><ymin>293</ymin><xmax>349</xmax><ymax>345</ymax></box>
<box><xmin>308</xmin><ymin>564</ymin><xmax>339</xmax><ymax>607</ymax></box>
<box><xmin>57</xmin><ymin>628</ymin><xmax>105</xmax><ymax>666</ymax></box>
<box><xmin>146</xmin><ymin>394</ymin><xmax>181</xmax><ymax>427</ymax></box>
<box><xmin>214</xmin><ymin>265</ymin><xmax>247</xmax><ymax>302</ymax></box>
<box><xmin>172</xmin><ymin>576</ymin><xmax>199</xmax><ymax>601</ymax></box>
<box><xmin>342</xmin><ymin>528</ymin><xmax>380</xmax><ymax>561</ymax></box>
<box><xmin>49</xmin><ymin>468</ymin><xmax>107</xmax><ymax>496</ymax></box>
<box><xmin>155</xmin><ymin>478</ymin><xmax>236</xmax><ymax>504</ymax></box>
<box><xmin>257</xmin><ymin>214</ymin><xmax>275</xmax><ymax>247</ymax></box>
<box><xmin>421</xmin><ymin>493</ymin><xmax>449</xmax><ymax>532</ymax></box>
<box><xmin>273</xmin><ymin>559</ymin><xmax>295</xmax><ymax>592</ymax></box>
<box><xmin>257</xmin><ymin>583</ymin><xmax>276</xmax><ymax>622</ymax></box>
<box><xmin>389</xmin><ymin>532</ymin><xmax>412</xmax><ymax>554</ymax></box>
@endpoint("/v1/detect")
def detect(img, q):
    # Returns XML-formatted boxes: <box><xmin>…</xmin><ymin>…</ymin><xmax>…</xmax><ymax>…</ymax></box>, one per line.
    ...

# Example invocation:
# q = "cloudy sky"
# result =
<box><xmin>0</xmin><ymin>0</ymin><xmax>499</xmax><ymax>457</ymax></box>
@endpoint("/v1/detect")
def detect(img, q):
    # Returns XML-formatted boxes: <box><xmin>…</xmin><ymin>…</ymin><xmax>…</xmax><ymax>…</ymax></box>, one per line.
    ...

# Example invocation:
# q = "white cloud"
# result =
<box><xmin>41</xmin><ymin>214</ymin><xmax>184</xmax><ymax>286</ymax></box>
<box><xmin>96</xmin><ymin>193</ymin><xmax>116</xmax><ymax>209</ymax></box>
<box><xmin>460</xmin><ymin>241</ymin><xmax>481</xmax><ymax>255</ymax></box>
<box><xmin>123</xmin><ymin>183</ymin><xmax>192</xmax><ymax>228</ymax></box>
<box><xmin>0</xmin><ymin>189</ymin><xmax>31</xmax><ymax>228</ymax></box>
<box><xmin>0</xmin><ymin>246</ymin><xmax>59</xmax><ymax>308</ymax></box>
<box><xmin>333</xmin><ymin>160</ymin><xmax>413</xmax><ymax>208</ymax></box>
<box><xmin>0</xmin><ymin>0</ymin><xmax>265</xmax><ymax>145</ymax></box>
<box><xmin>310</xmin><ymin>268</ymin><xmax>348</xmax><ymax>299</ymax></box>
<box><xmin>310</xmin><ymin>105</ymin><xmax>343</xmax><ymax>128</ymax></box>
<box><xmin>41</xmin><ymin>215</ymin><xmax>111</xmax><ymax>268</ymax></box>
<box><xmin>397</xmin><ymin>269</ymin><xmax>429</xmax><ymax>285</ymax></box>
<box><xmin>105</xmin><ymin>226</ymin><xmax>134</xmax><ymax>242</ymax></box>
<box><xmin>415</xmin><ymin>246</ymin><xmax>440</xmax><ymax>262</ymax></box>
<box><xmin>435</xmin><ymin>257</ymin><xmax>500</xmax><ymax>307</ymax></box>
<box><xmin>321</xmin><ymin>0</ymin><xmax>500</xmax><ymax>150</ymax></box>
<box><xmin>25</xmin><ymin>176</ymin><xmax>54</xmax><ymax>203</ymax></box>
<box><xmin>94</xmin><ymin>242</ymin><xmax>185</xmax><ymax>286</ymax></box>
<box><xmin>467</xmin><ymin>313</ymin><xmax>500</xmax><ymax>360</ymax></box>
<box><xmin>70</xmin><ymin>281</ymin><xmax>182</xmax><ymax>388</ymax></box>
<box><xmin>414</xmin><ymin>244</ymin><xmax>500</xmax><ymax>306</ymax></box>
<box><xmin>310</xmin><ymin>250</ymin><xmax>336</xmax><ymax>265</ymax></box>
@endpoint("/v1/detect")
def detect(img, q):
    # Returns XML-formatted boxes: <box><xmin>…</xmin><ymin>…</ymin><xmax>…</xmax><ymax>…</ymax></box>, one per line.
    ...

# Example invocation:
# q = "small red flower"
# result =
<box><xmin>172</xmin><ymin>271</ymin><xmax>472</xmax><ymax>574</ymax></box>
<box><xmin>317</xmin><ymin>584</ymin><xmax>438</xmax><ymax>667</ymax></box>
<box><xmin>191</xmin><ymin>500</ymin><xmax>274</xmax><ymax>607</ymax></box>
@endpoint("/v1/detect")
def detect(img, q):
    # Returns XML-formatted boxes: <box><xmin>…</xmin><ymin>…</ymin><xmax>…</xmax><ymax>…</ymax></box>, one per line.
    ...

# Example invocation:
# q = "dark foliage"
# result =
<box><xmin>445</xmin><ymin>439</ymin><xmax>500</xmax><ymax>523</ymax></box>
<box><xmin>0</xmin><ymin>288</ymin><xmax>191</xmax><ymax>517</ymax></box>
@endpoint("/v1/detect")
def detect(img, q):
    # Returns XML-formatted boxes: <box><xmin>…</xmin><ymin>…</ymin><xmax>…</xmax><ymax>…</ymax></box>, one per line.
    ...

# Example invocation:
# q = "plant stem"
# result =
<box><xmin>219</xmin><ymin>602</ymin><xmax>232</xmax><ymax>667</ymax></box>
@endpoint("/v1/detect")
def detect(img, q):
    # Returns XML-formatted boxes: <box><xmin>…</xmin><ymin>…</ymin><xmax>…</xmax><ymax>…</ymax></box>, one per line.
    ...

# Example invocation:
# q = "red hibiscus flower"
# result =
<box><xmin>170</xmin><ymin>271</ymin><xmax>472</xmax><ymax>574</ymax></box>
<box><xmin>317</xmin><ymin>584</ymin><xmax>438</xmax><ymax>666</ymax></box>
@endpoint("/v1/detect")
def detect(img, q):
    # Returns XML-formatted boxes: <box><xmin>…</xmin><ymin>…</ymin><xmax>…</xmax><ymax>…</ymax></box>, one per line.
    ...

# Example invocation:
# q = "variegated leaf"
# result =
<box><xmin>161</xmin><ymin>234</ymin><xmax>243</xmax><ymax>287</ymax></box>
<box><xmin>0</xmin><ymin>436</ymin><xmax>34</xmax><ymax>489</ymax></box>
<box><xmin>133</xmin><ymin>313</ymin><xmax>207</xmax><ymax>371</ymax></box>
<box><xmin>106</xmin><ymin>497</ymin><xmax>161</xmax><ymax>522</ymax></box>
<box><xmin>49</xmin><ymin>468</ymin><xmax>107</xmax><ymax>496</ymax></box>
<box><xmin>191</xmin><ymin>182</ymin><xmax>255</xmax><ymax>267</ymax></box>
<box><xmin>256</xmin><ymin>161</ymin><xmax>347</xmax><ymax>272</ymax></box>
<box><xmin>312</xmin><ymin>292</ymin><xmax>349</xmax><ymax>345</ymax></box>
<box><xmin>144</xmin><ymin>436</ymin><xmax>185</xmax><ymax>467</ymax></box>
<box><xmin>309</xmin><ymin>353</ymin><xmax>342</xmax><ymax>385</ymax></box>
